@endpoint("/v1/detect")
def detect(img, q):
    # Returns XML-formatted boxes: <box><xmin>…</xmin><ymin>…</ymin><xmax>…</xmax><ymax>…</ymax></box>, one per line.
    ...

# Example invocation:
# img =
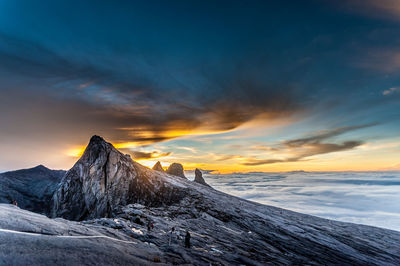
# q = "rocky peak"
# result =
<box><xmin>33</xmin><ymin>164</ymin><xmax>49</xmax><ymax>171</ymax></box>
<box><xmin>166</xmin><ymin>163</ymin><xmax>186</xmax><ymax>178</ymax></box>
<box><xmin>194</xmin><ymin>168</ymin><xmax>210</xmax><ymax>187</ymax></box>
<box><xmin>152</xmin><ymin>161</ymin><xmax>164</xmax><ymax>172</ymax></box>
<box><xmin>51</xmin><ymin>136</ymin><xmax>187</xmax><ymax>221</ymax></box>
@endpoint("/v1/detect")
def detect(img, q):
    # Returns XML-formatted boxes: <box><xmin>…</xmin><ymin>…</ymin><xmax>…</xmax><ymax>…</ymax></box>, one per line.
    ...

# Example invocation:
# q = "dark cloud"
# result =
<box><xmin>283</xmin><ymin>124</ymin><xmax>377</xmax><ymax>147</ymax></box>
<box><xmin>123</xmin><ymin>150</ymin><xmax>171</xmax><ymax>160</ymax></box>
<box><xmin>243</xmin><ymin>141</ymin><xmax>363</xmax><ymax>166</ymax></box>
<box><xmin>242</xmin><ymin>125</ymin><xmax>375</xmax><ymax>166</ymax></box>
<box><xmin>0</xmin><ymin>32</ymin><xmax>306</xmax><ymax>146</ymax></box>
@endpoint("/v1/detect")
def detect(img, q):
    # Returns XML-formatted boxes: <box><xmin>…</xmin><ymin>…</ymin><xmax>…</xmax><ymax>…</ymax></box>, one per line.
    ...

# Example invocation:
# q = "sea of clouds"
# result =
<box><xmin>188</xmin><ymin>171</ymin><xmax>400</xmax><ymax>231</ymax></box>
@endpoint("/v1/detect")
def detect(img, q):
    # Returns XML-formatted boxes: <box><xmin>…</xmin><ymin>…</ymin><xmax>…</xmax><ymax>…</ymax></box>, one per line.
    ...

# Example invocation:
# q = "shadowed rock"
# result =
<box><xmin>152</xmin><ymin>161</ymin><xmax>164</xmax><ymax>172</ymax></box>
<box><xmin>194</xmin><ymin>168</ymin><xmax>210</xmax><ymax>187</ymax></box>
<box><xmin>0</xmin><ymin>165</ymin><xmax>65</xmax><ymax>214</ymax></box>
<box><xmin>166</xmin><ymin>163</ymin><xmax>186</xmax><ymax>178</ymax></box>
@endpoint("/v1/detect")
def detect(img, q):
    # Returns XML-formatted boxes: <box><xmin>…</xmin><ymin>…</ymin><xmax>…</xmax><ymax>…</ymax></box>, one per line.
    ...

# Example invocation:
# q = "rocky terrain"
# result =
<box><xmin>1</xmin><ymin>135</ymin><xmax>400</xmax><ymax>265</ymax></box>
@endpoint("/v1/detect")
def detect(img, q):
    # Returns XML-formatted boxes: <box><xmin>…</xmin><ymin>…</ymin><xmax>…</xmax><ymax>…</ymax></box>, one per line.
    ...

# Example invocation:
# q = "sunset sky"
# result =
<box><xmin>0</xmin><ymin>0</ymin><xmax>399</xmax><ymax>172</ymax></box>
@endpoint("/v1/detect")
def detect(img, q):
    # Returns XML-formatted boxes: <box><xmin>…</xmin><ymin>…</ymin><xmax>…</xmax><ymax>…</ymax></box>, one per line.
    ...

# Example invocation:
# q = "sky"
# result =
<box><xmin>0</xmin><ymin>0</ymin><xmax>399</xmax><ymax>172</ymax></box>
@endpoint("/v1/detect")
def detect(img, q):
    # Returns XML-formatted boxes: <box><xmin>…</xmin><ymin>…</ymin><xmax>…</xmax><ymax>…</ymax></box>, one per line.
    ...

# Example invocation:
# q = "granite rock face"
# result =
<box><xmin>166</xmin><ymin>162</ymin><xmax>186</xmax><ymax>178</ymax></box>
<box><xmin>194</xmin><ymin>168</ymin><xmax>210</xmax><ymax>186</ymax></box>
<box><xmin>0</xmin><ymin>165</ymin><xmax>65</xmax><ymax>215</ymax></box>
<box><xmin>51</xmin><ymin>136</ymin><xmax>187</xmax><ymax>221</ymax></box>
<box><xmin>152</xmin><ymin>161</ymin><xmax>164</xmax><ymax>172</ymax></box>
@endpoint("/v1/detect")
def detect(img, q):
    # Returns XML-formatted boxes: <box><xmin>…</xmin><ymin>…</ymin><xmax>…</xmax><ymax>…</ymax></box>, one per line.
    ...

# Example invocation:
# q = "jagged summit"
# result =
<box><xmin>88</xmin><ymin>135</ymin><xmax>108</xmax><ymax>146</ymax></box>
<box><xmin>194</xmin><ymin>168</ymin><xmax>210</xmax><ymax>187</ymax></box>
<box><xmin>152</xmin><ymin>161</ymin><xmax>164</xmax><ymax>172</ymax></box>
<box><xmin>51</xmin><ymin>135</ymin><xmax>188</xmax><ymax>220</ymax></box>
<box><xmin>166</xmin><ymin>162</ymin><xmax>186</xmax><ymax>178</ymax></box>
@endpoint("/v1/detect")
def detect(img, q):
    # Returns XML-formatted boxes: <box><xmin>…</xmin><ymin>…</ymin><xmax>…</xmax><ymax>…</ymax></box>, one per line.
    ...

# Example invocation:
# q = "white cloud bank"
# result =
<box><xmin>195</xmin><ymin>171</ymin><xmax>400</xmax><ymax>231</ymax></box>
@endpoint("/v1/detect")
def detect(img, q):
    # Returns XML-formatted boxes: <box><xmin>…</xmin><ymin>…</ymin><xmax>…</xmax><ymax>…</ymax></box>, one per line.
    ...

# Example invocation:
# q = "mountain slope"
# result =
<box><xmin>47</xmin><ymin>135</ymin><xmax>400</xmax><ymax>265</ymax></box>
<box><xmin>0</xmin><ymin>204</ymin><xmax>166</xmax><ymax>265</ymax></box>
<box><xmin>0</xmin><ymin>165</ymin><xmax>65</xmax><ymax>214</ymax></box>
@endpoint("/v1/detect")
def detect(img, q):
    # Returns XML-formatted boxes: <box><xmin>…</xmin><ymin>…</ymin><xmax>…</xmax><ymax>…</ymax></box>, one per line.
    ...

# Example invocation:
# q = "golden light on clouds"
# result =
<box><xmin>66</xmin><ymin>146</ymin><xmax>86</xmax><ymax>158</ymax></box>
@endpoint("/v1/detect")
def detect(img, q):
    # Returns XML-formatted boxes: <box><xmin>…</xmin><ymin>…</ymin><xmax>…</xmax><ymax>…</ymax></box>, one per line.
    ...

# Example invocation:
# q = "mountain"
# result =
<box><xmin>0</xmin><ymin>165</ymin><xmax>65</xmax><ymax>214</ymax></box>
<box><xmin>51</xmin><ymin>135</ymin><xmax>188</xmax><ymax>220</ymax></box>
<box><xmin>1</xmin><ymin>135</ymin><xmax>400</xmax><ymax>265</ymax></box>
<box><xmin>152</xmin><ymin>161</ymin><xmax>164</xmax><ymax>172</ymax></box>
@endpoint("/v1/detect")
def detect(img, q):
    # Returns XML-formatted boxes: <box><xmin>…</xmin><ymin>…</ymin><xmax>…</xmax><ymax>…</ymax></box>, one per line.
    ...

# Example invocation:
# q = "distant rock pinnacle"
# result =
<box><xmin>166</xmin><ymin>163</ymin><xmax>186</xmax><ymax>179</ymax></box>
<box><xmin>194</xmin><ymin>168</ymin><xmax>210</xmax><ymax>186</ymax></box>
<box><xmin>152</xmin><ymin>161</ymin><xmax>164</xmax><ymax>172</ymax></box>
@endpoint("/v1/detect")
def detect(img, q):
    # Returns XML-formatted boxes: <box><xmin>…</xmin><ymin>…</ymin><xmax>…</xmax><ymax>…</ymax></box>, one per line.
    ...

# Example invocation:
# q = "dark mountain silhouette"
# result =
<box><xmin>0</xmin><ymin>165</ymin><xmax>65</xmax><ymax>214</ymax></box>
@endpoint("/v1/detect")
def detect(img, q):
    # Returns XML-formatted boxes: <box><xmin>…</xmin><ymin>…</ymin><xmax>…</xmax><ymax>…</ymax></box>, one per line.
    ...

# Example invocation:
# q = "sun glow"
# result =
<box><xmin>66</xmin><ymin>146</ymin><xmax>86</xmax><ymax>158</ymax></box>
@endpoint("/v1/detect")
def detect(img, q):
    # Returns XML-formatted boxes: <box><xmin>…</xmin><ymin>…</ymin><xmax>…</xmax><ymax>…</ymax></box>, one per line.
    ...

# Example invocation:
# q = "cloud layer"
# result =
<box><xmin>201</xmin><ymin>171</ymin><xmax>400</xmax><ymax>231</ymax></box>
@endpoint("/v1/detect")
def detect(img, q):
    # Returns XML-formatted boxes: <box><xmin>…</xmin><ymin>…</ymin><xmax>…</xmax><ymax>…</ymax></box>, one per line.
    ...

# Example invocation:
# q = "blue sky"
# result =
<box><xmin>0</xmin><ymin>0</ymin><xmax>399</xmax><ymax>171</ymax></box>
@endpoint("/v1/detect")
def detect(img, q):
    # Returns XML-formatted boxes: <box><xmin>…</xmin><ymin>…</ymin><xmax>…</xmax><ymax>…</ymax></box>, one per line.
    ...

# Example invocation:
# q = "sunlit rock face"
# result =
<box><xmin>152</xmin><ymin>161</ymin><xmax>164</xmax><ymax>172</ymax></box>
<box><xmin>166</xmin><ymin>162</ymin><xmax>186</xmax><ymax>178</ymax></box>
<box><xmin>51</xmin><ymin>136</ymin><xmax>187</xmax><ymax>221</ymax></box>
<box><xmin>194</xmin><ymin>168</ymin><xmax>210</xmax><ymax>187</ymax></box>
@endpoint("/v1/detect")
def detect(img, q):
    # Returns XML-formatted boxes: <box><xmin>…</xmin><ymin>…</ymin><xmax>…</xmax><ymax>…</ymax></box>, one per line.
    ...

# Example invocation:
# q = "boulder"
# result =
<box><xmin>166</xmin><ymin>163</ymin><xmax>186</xmax><ymax>179</ymax></box>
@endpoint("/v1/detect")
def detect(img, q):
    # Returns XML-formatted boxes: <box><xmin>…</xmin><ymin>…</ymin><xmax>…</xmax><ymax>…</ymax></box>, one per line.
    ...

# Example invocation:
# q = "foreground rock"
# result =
<box><xmin>166</xmin><ymin>163</ymin><xmax>186</xmax><ymax>179</ymax></box>
<box><xmin>152</xmin><ymin>161</ymin><xmax>164</xmax><ymax>172</ymax></box>
<box><xmin>0</xmin><ymin>165</ymin><xmax>65</xmax><ymax>214</ymax></box>
<box><xmin>194</xmin><ymin>168</ymin><xmax>210</xmax><ymax>187</ymax></box>
<box><xmin>0</xmin><ymin>204</ymin><xmax>165</xmax><ymax>265</ymax></box>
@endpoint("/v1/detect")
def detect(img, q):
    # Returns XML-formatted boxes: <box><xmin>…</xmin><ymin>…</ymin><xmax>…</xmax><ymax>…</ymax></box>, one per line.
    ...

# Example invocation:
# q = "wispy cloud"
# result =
<box><xmin>123</xmin><ymin>150</ymin><xmax>171</xmax><ymax>160</ymax></box>
<box><xmin>283</xmin><ymin>124</ymin><xmax>375</xmax><ymax>147</ymax></box>
<box><xmin>241</xmin><ymin>124</ymin><xmax>375</xmax><ymax>166</ymax></box>
<box><xmin>383</xmin><ymin>87</ymin><xmax>400</xmax><ymax>96</ymax></box>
